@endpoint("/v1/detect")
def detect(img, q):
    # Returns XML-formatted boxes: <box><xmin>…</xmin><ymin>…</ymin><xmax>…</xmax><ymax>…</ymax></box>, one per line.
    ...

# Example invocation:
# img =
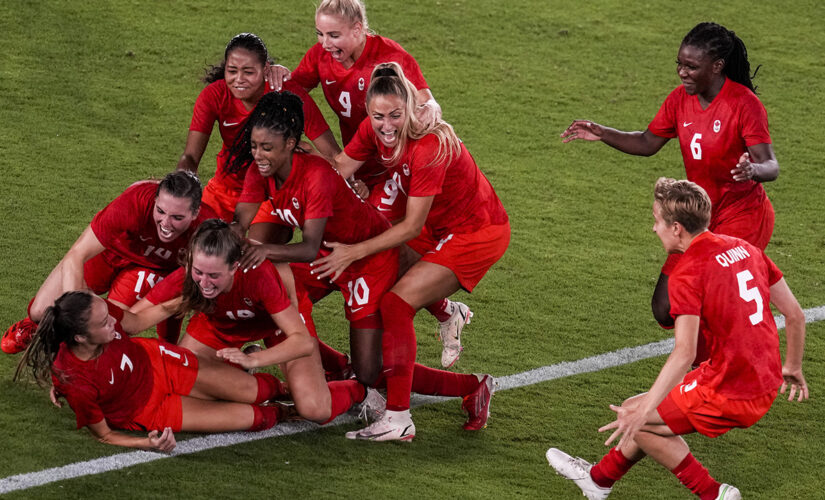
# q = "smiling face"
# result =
<box><xmin>153</xmin><ymin>191</ymin><xmax>198</xmax><ymax>243</ymax></box>
<box><xmin>225</xmin><ymin>48</ymin><xmax>267</xmax><ymax>103</ymax></box>
<box><xmin>190</xmin><ymin>251</ymin><xmax>237</xmax><ymax>299</ymax></box>
<box><xmin>77</xmin><ymin>296</ymin><xmax>119</xmax><ymax>347</ymax></box>
<box><xmin>368</xmin><ymin>94</ymin><xmax>406</xmax><ymax>148</ymax></box>
<box><xmin>676</xmin><ymin>44</ymin><xmax>723</xmax><ymax>97</ymax></box>
<box><xmin>315</xmin><ymin>13</ymin><xmax>364</xmax><ymax>67</ymax></box>
<box><xmin>251</xmin><ymin>127</ymin><xmax>296</xmax><ymax>180</ymax></box>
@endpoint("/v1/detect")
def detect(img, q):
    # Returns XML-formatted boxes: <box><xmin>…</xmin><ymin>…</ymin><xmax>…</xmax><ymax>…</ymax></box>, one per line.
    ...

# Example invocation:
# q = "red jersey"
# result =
<box><xmin>292</xmin><ymin>35</ymin><xmax>428</xmax><ymax>184</ymax></box>
<box><xmin>90</xmin><ymin>181</ymin><xmax>217</xmax><ymax>272</ymax></box>
<box><xmin>146</xmin><ymin>261</ymin><xmax>291</xmax><ymax>341</ymax></box>
<box><xmin>52</xmin><ymin>330</ymin><xmax>153</xmax><ymax>429</ymax></box>
<box><xmin>189</xmin><ymin>79</ymin><xmax>330</xmax><ymax>193</ymax></box>
<box><xmin>239</xmin><ymin>151</ymin><xmax>391</xmax><ymax>245</ymax></box>
<box><xmin>668</xmin><ymin>231</ymin><xmax>783</xmax><ymax>399</ymax></box>
<box><xmin>648</xmin><ymin>79</ymin><xmax>772</xmax><ymax>224</ymax></box>
<box><xmin>345</xmin><ymin>119</ymin><xmax>508</xmax><ymax>239</ymax></box>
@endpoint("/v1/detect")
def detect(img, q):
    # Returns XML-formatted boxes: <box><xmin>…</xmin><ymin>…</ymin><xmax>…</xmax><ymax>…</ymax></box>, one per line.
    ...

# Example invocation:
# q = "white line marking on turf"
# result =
<box><xmin>2</xmin><ymin>306</ymin><xmax>823</xmax><ymax>494</ymax></box>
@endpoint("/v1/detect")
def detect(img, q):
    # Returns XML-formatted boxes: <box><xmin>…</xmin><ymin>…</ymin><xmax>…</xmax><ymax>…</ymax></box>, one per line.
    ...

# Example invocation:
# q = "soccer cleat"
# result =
<box><xmin>2</xmin><ymin>317</ymin><xmax>38</xmax><ymax>354</ymax></box>
<box><xmin>345</xmin><ymin>409</ymin><xmax>415</xmax><ymax>442</ymax></box>
<box><xmin>546</xmin><ymin>448</ymin><xmax>612</xmax><ymax>500</ymax></box>
<box><xmin>461</xmin><ymin>374</ymin><xmax>496</xmax><ymax>430</ymax></box>
<box><xmin>354</xmin><ymin>387</ymin><xmax>386</xmax><ymax>423</ymax></box>
<box><xmin>715</xmin><ymin>484</ymin><xmax>742</xmax><ymax>500</ymax></box>
<box><xmin>438</xmin><ymin>302</ymin><xmax>472</xmax><ymax>368</ymax></box>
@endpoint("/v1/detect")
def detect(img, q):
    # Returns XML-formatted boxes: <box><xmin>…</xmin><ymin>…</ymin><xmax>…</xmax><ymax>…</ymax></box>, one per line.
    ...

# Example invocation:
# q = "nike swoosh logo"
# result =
<box><xmin>223</xmin><ymin>121</ymin><xmax>240</xmax><ymax>127</ymax></box>
<box><xmin>109</xmin><ymin>369</ymin><xmax>114</xmax><ymax>385</ymax></box>
<box><xmin>377</xmin><ymin>207</ymin><xmax>392</xmax><ymax>212</ymax></box>
<box><xmin>683</xmin><ymin>122</ymin><xmax>693</xmax><ymax>127</ymax></box>
<box><xmin>399</xmin><ymin>425</ymin><xmax>414</xmax><ymax>438</ymax></box>
<box><xmin>351</xmin><ymin>307</ymin><xmax>364</xmax><ymax>313</ymax></box>
<box><xmin>182</xmin><ymin>354</ymin><xmax>189</xmax><ymax>367</ymax></box>
<box><xmin>325</xmin><ymin>80</ymin><xmax>336</xmax><ymax>85</ymax></box>
<box><xmin>139</xmin><ymin>235</ymin><xmax>151</xmax><ymax>242</ymax></box>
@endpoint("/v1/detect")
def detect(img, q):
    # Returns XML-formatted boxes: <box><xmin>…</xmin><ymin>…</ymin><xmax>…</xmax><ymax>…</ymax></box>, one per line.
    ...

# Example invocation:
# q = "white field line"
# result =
<box><xmin>2</xmin><ymin>306</ymin><xmax>823</xmax><ymax>494</ymax></box>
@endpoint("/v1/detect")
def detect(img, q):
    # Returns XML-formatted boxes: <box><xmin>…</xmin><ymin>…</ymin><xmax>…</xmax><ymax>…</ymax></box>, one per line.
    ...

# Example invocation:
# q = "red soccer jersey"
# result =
<box><xmin>189</xmin><ymin>79</ymin><xmax>330</xmax><ymax>192</ymax></box>
<box><xmin>668</xmin><ymin>231</ymin><xmax>783</xmax><ymax>399</ymax></box>
<box><xmin>52</xmin><ymin>330</ymin><xmax>153</xmax><ymax>429</ymax></box>
<box><xmin>648</xmin><ymin>79</ymin><xmax>772</xmax><ymax>223</ymax></box>
<box><xmin>146</xmin><ymin>261</ymin><xmax>291</xmax><ymax>340</ymax></box>
<box><xmin>90</xmin><ymin>181</ymin><xmax>217</xmax><ymax>272</ymax></box>
<box><xmin>345</xmin><ymin>119</ymin><xmax>508</xmax><ymax>240</ymax></box>
<box><xmin>239</xmin><ymin>151</ymin><xmax>391</xmax><ymax>244</ymax></box>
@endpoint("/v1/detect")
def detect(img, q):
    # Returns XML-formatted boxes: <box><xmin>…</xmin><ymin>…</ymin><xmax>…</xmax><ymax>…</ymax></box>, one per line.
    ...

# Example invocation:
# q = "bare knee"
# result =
<box><xmin>294</xmin><ymin>396</ymin><xmax>330</xmax><ymax>423</ymax></box>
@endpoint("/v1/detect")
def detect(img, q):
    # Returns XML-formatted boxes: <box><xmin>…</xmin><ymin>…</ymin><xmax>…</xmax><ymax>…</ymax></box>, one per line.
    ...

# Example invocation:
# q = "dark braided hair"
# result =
<box><xmin>203</xmin><ymin>33</ymin><xmax>271</xmax><ymax>84</ymax></box>
<box><xmin>157</xmin><ymin>170</ymin><xmax>202</xmax><ymax>213</ymax></box>
<box><xmin>682</xmin><ymin>22</ymin><xmax>760</xmax><ymax>93</ymax></box>
<box><xmin>225</xmin><ymin>91</ymin><xmax>305</xmax><ymax>175</ymax></box>
<box><xmin>179</xmin><ymin>219</ymin><xmax>243</xmax><ymax>315</ymax></box>
<box><xmin>14</xmin><ymin>291</ymin><xmax>94</xmax><ymax>387</ymax></box>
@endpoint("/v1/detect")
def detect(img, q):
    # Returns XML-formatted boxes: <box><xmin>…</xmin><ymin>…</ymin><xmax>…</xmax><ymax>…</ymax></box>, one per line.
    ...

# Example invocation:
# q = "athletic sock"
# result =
<box><xmin>317</xmin><ymin>339</ymin><xmax>350</xmax><ymax>374</ymax></box>
<box><xmin>253</xmin><ymin>373</ymin><xmax>287</xmax><ymax>404</ymax></box>
<box><xmin>425</xmin><ymin>298</ymin><xmax>452</xmax><ymax>322</ymax></box>
<box><xmin>590</xmin><ymin>447</ymin><xmax>640</xmax><ymax>488</ymax></box>
<box><xmin>249</xmin><ymin>405</ymin><xmax>281</xmax><ymax>431</ymax></box>
<box><xmin>672</xmin><ymin>453</ymin><xmax>720</xmax><ymax>500</ymax></box>
<box><xmin>380</xmin><ymin>292</ymin><xmax>417</xmax><ymax>412</ymax></box>
<box><xmin>322</xmin><ymin>380</ymin><xmax>367</xmax><ymax>424</ymax></box>
<box><xmin>411</xmin><ymin>363</ymin><xmax>479</xmax><ymax>397</ymax></box>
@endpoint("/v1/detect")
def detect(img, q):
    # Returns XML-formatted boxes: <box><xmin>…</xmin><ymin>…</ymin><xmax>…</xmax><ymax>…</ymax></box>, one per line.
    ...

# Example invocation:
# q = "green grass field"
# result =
<box><xmin>1</xmin><ymin>0</ymin><xmax>823</xmax><ymax>498</ymax></box>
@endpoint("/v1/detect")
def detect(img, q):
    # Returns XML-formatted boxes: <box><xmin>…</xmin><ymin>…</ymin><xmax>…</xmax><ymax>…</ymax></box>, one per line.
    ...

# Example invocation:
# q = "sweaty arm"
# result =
<box><xmin>177</xmin><ymin>130</ymin><xmax>211</xmax><ymax>173</ymax></box>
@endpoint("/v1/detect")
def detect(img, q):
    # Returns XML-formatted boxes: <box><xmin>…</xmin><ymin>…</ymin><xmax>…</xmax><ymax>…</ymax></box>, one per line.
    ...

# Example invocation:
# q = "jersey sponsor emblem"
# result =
<box><xmin>325</xmin><ymin>79</ymin><xmax>336</xmax><ymax>85</ymax></box>
<box><xmin>402</xmin><ymin>164</ymin><xmax>410</xmax><ymax>176</ymax></box>
<box><xmin>713</xmin><ymin>119</ymin><xmax>721</xmax><ymax>133</ymax></box>
<box><xmin>108</xmin><ymin>369</ymin><xmax>115</xmax><ymax>385</ymax></box>
<box><xmin>682</xmin><ymin>121</ymin><xmax>692</xmax><ymax>127</ymax></box>
<box><xmin>358</xmin><ymin>77</ymin><xmax>365</xmax><ymax>91</ymax></box>
<box><xmin>244</xmin><ymin>297</ymin><xmax>253</xmax><ymax>307</ymax></box>
<box><xmin>292</xmin><ymin>197</ymin><xmax>300</xmax><ymax>210</ymax></box>
<box><xmin>223</xmin><ymin>120</ymin><xmax>240</xmax><ymax>127</ymax></box>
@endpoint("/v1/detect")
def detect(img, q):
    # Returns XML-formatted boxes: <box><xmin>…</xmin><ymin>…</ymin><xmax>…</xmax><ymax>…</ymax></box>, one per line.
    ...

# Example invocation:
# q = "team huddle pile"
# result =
<box><xmin>1</xmin><ymin>2</ymin><xmax>810</xmax><ymax>499</ymax></box>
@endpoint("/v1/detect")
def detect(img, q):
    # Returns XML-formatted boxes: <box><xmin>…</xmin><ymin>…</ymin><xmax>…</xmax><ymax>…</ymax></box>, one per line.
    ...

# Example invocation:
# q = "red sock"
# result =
<box><xmin>253</xmin><ymin>373</ymin><xmax>286</xmax><ymax>404</ymax></box>
<box><xmin>672</xmin><ymin>453</ymin><xmax>720</xmax><ymax>500</ymax></box>
<box><xmin>411</xmin><ymin>364</ymin><xmax>479</xmax><ymax>396</ymax></box>
<box><xmin>425</xmin><ymin>298</ymin><xmax>452</xmax><ymax>322</ymax></box>
<box><xmin>317</xmin><ymin>340</ymin><xmax>350</xmax><ymax>374</ymax></box>
<box><xmin>590</xmin><ymin>447</ymin><xmax>639</xmax><ymax>488</ymax></box>
<box><xmin>296</xmin><ymin>286</ymin><xmax>318</xmax><ymax>337</ymax></box>
<box><xmin>380</xmin><ymin>292</ymin><xmax>417</xmax><ymax>412</ymax></box>
<box><xmin>323</xmin><ymin>380</ymin><xmax>366</xmax><ymax>424</ymax></box>
<box><xmin>249</xmin><ymin>405</ymin><xmax>280</xmax><ymax>431</ymax></box>
<box><xmin>156</xmin><ymin>316</ymin><xmax>182</xmax><ymax>344</ymax></box>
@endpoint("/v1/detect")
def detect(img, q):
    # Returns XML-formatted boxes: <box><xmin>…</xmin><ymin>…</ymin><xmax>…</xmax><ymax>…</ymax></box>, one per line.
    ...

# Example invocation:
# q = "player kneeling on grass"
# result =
<box><xmin>546</xmin><ymin>177</ymin><xmax>808</xmax><ymax>500</ymax></box>
<box><xmin>14</xmin><ymin>291</ymin><xmax>288</xmax><ymax>452</ymax></box>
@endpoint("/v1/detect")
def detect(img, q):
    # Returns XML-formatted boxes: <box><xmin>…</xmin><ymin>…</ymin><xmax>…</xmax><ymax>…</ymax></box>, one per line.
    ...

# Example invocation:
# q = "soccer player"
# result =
<box><xmin>177</xmin><ymin>32</ymin><xmax>339</xmax><ymax>222</ymax></box>
<box><xmin>311</xmin><ymin>62</ymin><xmax>509</xmax><ymax>441</ymax></box>
<box><xmin>266</xmin><ymin>0</ymin><xmax>470</xmax><ymax>365</ymax></box>
<box><xmin>133</xmin><ymin>219</ymin><xmax>369</xmax><ymax>425</ymax></box>
<box><xmin>15</xmin><ymin>291</ymin><xmax>289</xmax><ymax>451</ymax></box>
<box><xmin>546</xmin><ymin>178</ymin><xmax>807</xmax><ymax>500</ymax></box>
<box><xmin>2</xmin><ymin>171</ymin><xmax>214</xmax><ymax>353</ymax></box>
<box><xmin>560</xmin><ymin>22</ymin><xmax>779</xmax><ymax>359</ymax></box>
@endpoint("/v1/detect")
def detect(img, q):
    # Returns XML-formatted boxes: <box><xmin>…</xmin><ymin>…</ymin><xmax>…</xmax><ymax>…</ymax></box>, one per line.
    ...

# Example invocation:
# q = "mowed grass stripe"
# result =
<box><xmin>3</xmin><ymin>306</ymin><xmax>822</xmax><ymax>495</ymax></box>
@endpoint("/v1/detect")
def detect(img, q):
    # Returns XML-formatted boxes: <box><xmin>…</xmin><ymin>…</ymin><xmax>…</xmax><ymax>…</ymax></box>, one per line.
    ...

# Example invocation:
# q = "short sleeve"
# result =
<box><xmin>408</xmin><ymin>135</ymin><xmax>448</xmax><ymax>197</ymax></box>
<box><xmin>283</xmin><ymin>81</ymin><xmax>330</xmax><ymax>141</ymax></box>
<box><xmin>344</xmin><ymin>118</ymin><xmax>379</xmax><ymax>161</ymax></box>
<box><xmin>255</xmin><ymin>262</ymin><xmax>291</xmax><ymax>315</ymax></box>
<box><xmin>190</xmin><ymin>82</ymin><xmax>221</xmax><ymax>134</ymax></box>
<box><xmin>739</xmin><ymin>93</ymin><xmax>772</xmax><ymax>147</ymax></box>
<box><xmin>647</xmin><ymin>88</ymin><xmax>680</xmax><ymax>139</ymax></box>
<box><xmin>145</xmin><ymin>267</ymin><xmax>185</xmax><ymax>305</ymax></box>
<box><xmin>239</xmin><ymin>163</ymin><xmax>268</xmax><ymax>204</ymax></box>
<box><xmin>291</xmin><ymin>46</ymin><xmax>322</xmax><ymax>91</ymax></box>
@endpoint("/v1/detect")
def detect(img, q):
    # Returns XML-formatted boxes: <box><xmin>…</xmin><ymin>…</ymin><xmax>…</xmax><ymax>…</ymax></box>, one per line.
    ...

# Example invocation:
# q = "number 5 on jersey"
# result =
<box><xmin>736</xmin><ymin>270</ymin><xmax>764</xmax><ymax>325</ymax></box>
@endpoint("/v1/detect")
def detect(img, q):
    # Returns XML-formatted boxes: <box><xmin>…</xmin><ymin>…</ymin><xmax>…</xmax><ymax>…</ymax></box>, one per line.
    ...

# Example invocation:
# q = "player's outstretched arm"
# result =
<box><xmin>770</xmin><ymin>277</ymin><xmax>808</xmax><ymax>401</ymax></box>
<box><xmin>88</xmin><ymin>420</ymin><xmax>176</xmax><ymax>452</ymax></box>
<box><xmin>561</xmin><ymin>120</ymin><xmax>669</xmax><ymax>157</ymax></box>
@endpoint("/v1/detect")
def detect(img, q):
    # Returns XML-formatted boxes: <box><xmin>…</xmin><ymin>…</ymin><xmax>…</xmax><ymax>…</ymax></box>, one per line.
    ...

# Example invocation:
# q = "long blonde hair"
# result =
<box><xmin>366</xmin><ymin>62</ymin><xmax>460</xmax><ymax>168</ymax></box>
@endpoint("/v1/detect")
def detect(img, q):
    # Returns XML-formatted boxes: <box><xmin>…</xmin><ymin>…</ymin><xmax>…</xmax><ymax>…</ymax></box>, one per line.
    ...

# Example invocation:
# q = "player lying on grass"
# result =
<box><xmin>2</xmin><ymin>171</ymin><xmax>215</xmax><ymax>353</ymax></box>
<box><xmin>546</xmin><ymin>178</ymin><xmax>808</xmax><ymax>500</ymax></box>
<box><xmin>15</xmin><ymin>291</ymin><xmax>289</xmax><ymax>452</ymax></box>
<box><xmin>130</xmin><ymin>219</ymin><xmax>370</xmax><ymax>426</ymax></box>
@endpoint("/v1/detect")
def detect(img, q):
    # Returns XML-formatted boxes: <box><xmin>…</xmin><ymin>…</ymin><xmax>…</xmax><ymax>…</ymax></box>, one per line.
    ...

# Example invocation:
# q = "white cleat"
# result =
<box><xmin>345</xmin><ymin>409</ymin><xmax>415</xmax><ymax>442</ymax></box>
<box><xmin>715</xmin><ymin>484</ymin><xmax>742</xmax><ymax>500</ymax></box>
<box><xmin>354</xmin><ymin>387</ymin><xmax>386</xmax><ymax>423</ymax></box>
<box><xmin>546</xmin><ymin>448</ymin><xmax>612</xmax><ymax>500</ymax></box>
<box><xmin>438</xmin><ymin>302</ymin><xmax>472</xmax><ymax>368</ymax></box>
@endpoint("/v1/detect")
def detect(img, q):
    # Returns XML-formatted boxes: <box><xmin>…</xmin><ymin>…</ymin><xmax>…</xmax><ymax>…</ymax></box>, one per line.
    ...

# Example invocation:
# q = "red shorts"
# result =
<box><xmin>418</xmin><ymin>222</ymin><xmax>510</xmax><ymax>292</ymax></box>
<box><xmin>128</xmin><ymin>338</ymin><xmax>199</xmax><ymax>432</ymax></box>
<box><xmin>405</xmin><ymin>225</ymin><xmax>437</xmax><ymax>256</ymax></box>
<box><xmin>107</xmin><ymin>266</ymin><xmax>168</xmax><ymax>307</ymax></box>
<box><xmin>186</xmin><ymin>313</ymin><xmax>286</xmax><ymax>350</ymax></box>
<box><xmin>661</xmin><ymin>197</ymin><xmax>774</xmax><ymax>276</ymax></box>
<box><xmin>657</xmin><ymin>371</ymin><xmax>776</xmax><ymax>438</ymax></box>
<box><xmin>290</xmin><ymin>247</ymin><xmax>399</xmax><ymax>322</ymax></box>
<box><xmin>202</xmin><ymin>177</ymin><xmax>240</xmax><ymax>222</ymax></box>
